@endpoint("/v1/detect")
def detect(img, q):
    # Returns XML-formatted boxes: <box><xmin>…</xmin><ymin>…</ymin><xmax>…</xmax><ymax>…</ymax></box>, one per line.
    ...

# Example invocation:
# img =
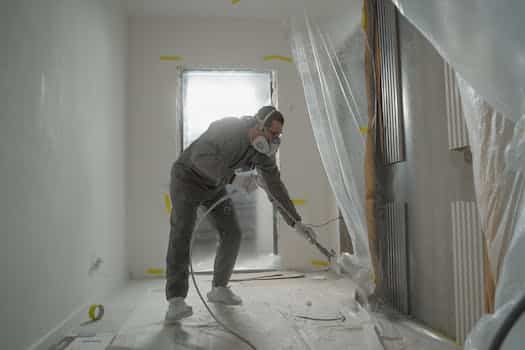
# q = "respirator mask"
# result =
<box><xmin>251</xmin><ymin>107</ymin><xmax>281</xmax><ymax>156</ymax></box>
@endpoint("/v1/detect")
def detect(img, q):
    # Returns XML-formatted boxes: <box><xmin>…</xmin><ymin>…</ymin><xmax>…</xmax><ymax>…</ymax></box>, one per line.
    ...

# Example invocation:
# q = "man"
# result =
<box><xmin>165</xmin><ymin>105</ymin><xmax>317</xmax><ymax>323</ymax></box>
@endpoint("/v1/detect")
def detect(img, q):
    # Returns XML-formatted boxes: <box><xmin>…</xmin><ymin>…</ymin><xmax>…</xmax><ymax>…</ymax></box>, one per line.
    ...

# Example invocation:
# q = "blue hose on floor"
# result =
<box><xmin>188</xmin><ymin>189</ymin><xmax>257</xmax><ymax>350</ymax></box>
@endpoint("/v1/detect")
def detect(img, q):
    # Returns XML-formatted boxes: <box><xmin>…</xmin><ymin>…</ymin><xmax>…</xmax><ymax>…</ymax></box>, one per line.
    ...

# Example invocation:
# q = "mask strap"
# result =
<box><xmin>259</xmin><ymin>107</ymin><xmax>276</xmax><ymax>130</ymax></box>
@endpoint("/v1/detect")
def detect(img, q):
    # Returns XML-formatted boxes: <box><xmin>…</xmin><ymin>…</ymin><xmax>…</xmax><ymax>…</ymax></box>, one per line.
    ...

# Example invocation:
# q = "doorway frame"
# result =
<box><xmin>175</xmin><ymin>66</ymin><xmax>280</xmax><ymax>256</ymax></box>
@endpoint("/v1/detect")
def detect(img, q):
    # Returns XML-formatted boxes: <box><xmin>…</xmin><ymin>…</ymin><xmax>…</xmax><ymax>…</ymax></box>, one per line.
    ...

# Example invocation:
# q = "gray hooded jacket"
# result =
<box><xmin>174</xmin><ymin>116</ymin><xmax>301</xmax><ymax>226</ymax></box>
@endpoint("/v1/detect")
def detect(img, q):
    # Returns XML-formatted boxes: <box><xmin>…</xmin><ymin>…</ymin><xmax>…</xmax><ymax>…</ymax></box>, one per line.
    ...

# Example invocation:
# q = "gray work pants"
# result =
<box><xmin>165</xmin><ymin>165</ymin><xmax>242</xmax><ymax>300</ymax></box>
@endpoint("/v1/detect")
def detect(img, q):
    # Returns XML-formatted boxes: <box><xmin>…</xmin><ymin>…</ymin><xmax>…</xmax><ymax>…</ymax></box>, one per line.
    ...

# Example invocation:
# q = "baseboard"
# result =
<box><xmin>26</xmin><ymin>280</ymin><xmax>126</xmax><ymax>350</ymax></box>
<box><xmin>26</xmin><ymin>301</ymin><xmax>92</xmax><ymax>350</ymax></box>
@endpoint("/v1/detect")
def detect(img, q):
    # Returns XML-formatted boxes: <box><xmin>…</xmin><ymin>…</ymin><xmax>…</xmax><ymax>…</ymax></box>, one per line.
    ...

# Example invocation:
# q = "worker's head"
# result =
<box><xmin>255</xmin><ymin>105</ymin><xmax>284</xmax><ymax>130</ymax></box>
<box><xmin>251</xmin><ymin>106</ymin><xmax>283</xmax><ymax>156</ymax></box>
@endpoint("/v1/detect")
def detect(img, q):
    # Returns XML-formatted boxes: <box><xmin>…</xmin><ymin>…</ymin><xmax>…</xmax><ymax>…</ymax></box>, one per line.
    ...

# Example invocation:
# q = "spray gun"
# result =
<box><xmin>254</xmin><ymin>175</ymin><xmax>337</xmax><ymax>262</ymax></box>
<box><xmin>307</xmin><ymin>233</ymin><xmax>337</xmax><ymax>262</ymax></box>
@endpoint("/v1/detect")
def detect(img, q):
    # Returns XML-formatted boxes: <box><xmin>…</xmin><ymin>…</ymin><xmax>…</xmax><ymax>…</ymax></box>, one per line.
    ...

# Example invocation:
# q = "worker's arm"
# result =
<box><xmin>254</xmin><ymin>154</ymin><xmax>302</xmax><ymax>227</ymax></box>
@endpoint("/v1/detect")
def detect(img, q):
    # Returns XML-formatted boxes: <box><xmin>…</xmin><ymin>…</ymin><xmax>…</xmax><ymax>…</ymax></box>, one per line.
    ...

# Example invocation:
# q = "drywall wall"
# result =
<box><xmin>0</xmin><ymin>1</ymin><xmax>127</xmax><ymax>348</ymax></box>
<box><xmin>126</xmin><ymin>15</ymin><xmax>338</xmax><ymax>277</ymax></box>
<box><xmin>377</xmin><ymin>14</ymin><xmax>476</xmax><ymax>338</ymax></box>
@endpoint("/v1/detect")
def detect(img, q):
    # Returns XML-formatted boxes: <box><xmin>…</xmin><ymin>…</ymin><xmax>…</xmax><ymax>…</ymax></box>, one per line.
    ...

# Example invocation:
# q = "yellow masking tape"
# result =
<box><xmin>88</xmin><ymin>304</ymin><xmax>104</xmax><ymax>321</ymax></box>
<box><xmin>359</xmin><ymin>126</ymin><xmax>369</xmax><ymax>135</ymax></box>
<box><xmin>292</xmin><ymin>199</ymin><xmax>306</xmax><ymax>206</ymax></box>
<box><xmin>263</xmin><ymin>55</ymin><xmax>293</xmax><ymax>63</ymax></box>
<box><xmin>160</xmin><ymin>55</ymin><xmax>183</xmax><ymax>61</ymax></box>
<box><xmin>311</xmin><ymin>259</ymin><xmax>330</xmax><ymax>267</ymax></box>
<box><xmin>146</xmin><ymin>268</ymin><xmax>165</xmax><ymax>275</ymax></box>
<box><xmin>231</xmin><ymin>0</ymin><xmax>240</xmax><ymax>4</ymax></box>
<box><xmin>164</xmin><ymin>193</ymin><xmax>172</xmax><ymax>214</ymax></box>
<box><xmin>361</xmin><ymin>3</ymin><xmax>367</xmax><ymax>31</ymax></box>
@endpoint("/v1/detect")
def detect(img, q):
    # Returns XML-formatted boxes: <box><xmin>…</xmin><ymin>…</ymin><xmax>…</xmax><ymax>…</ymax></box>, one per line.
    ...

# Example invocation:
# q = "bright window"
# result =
<box><xmin>182</xmin><ymin>70</ymin><xmax>272</xmax><ymax>148</ymax></box>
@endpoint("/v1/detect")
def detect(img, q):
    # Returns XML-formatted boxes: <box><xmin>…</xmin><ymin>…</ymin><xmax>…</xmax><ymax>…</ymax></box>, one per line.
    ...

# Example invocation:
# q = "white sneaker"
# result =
<box><xmin>164</xmin><ymin>297</ymin><xmax>193</xmax><ymax>324</ymax></box>
<box><xmin>207</xmin><ymin>286</ymin><xmax>242</xmax><ymax>305</ymax></box>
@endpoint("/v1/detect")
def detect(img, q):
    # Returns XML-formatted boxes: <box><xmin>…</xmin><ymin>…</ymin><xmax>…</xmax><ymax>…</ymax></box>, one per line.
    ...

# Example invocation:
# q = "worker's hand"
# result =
<box><xmin>295</xmin><ymin>222</ymin><xmax>318</xmax><ymax>243</ymax></box>
<box><xmin>231</xmin><ymin>173</ymin><xmax>258</xmax><ymax>194</ymax></box>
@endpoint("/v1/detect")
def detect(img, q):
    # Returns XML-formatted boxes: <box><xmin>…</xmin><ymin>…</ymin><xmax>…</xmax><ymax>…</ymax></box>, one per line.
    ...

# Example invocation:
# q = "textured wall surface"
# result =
<box><xmin>0</xmin><ymin>1</ymin><xmax>127</xmax><ymax>348</ymax></box>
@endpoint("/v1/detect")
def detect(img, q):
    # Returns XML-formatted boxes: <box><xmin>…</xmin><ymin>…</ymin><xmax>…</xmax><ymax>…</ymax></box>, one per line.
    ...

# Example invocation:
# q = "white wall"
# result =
<box><xmin>127</xmin><ymin>15</ymin><xmax>338</xmax><ymax>277</ymax></box>
<box><xmin>0</xmin><ymin>1</ymin><xmax>127</xmax><ymax>349</ymax></box>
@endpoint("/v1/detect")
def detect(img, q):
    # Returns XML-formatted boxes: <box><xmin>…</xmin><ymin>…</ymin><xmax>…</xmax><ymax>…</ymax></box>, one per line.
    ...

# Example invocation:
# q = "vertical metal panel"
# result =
<box><xmin>377</xmin><ymin>0</ymin><xmax>405</xmax><ymax>165</ymax></box>
<box><xmin>451</xmin><ymin>201</ymin><xmax>484</xmax><ymax>344</ymax></box>
<box><xmin>444</xmin><ymin>63</ymin><xmax>469</xmax><ymax>150</ymax></box>
<box><xmin>382</xmin><ymin>202</ymin><xmax>409</xmax><ymax>313</ymax></box>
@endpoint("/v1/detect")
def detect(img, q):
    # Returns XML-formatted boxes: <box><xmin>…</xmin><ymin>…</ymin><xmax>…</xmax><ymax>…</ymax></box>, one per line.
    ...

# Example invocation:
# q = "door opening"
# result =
<box><xmin>180</xmin><ymin>69</ymin><xmax>279</xmax><ymax>271</ymax></box>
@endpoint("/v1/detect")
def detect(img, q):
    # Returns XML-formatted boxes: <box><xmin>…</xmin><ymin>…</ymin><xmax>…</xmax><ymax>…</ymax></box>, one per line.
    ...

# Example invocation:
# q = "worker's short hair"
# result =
<box><xmin>255</xmin><ymin>106</ymin><xmax>284</xmax><ymax>128</ymax></box>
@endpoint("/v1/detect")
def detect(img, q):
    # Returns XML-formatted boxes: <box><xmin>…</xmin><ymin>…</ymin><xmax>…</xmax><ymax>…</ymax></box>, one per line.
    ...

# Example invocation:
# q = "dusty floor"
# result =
<box><xmin>191</xmin><ymin>239</ymin><xmax>280</xmax><ymax>272</ymax></box>
<box><xmin>59</xmin><ymin>272</ymin><xmax>459</xmax><ymax>350</ymax></box>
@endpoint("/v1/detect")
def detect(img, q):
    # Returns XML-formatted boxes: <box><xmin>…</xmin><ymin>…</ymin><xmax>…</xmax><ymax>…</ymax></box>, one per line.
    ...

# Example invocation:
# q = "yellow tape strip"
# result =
<box><xmin>263</xmin><ymin>55</ymin><xmax>293</xmax><ymax>63</ymax></box>
<box><xmin>311</xmin><ymin>259</ymin><xmax>330</xmax><ymax>267</ymax></box>
<box><xmin>359</xmin><ymin>126</ymin><xmax>369</xmax><ymax>135</ymax></box>
<box><xmin>231</xmin><ymin>0</ymin><xmax>240</xmax><ymax>4</ymax></box>
<box><xmin>361</xmin><ymin>3</ymin><xmax>368</xmax><ymax>31</ymax></box>
<box><xmin>292</xmin><ymin>199</ymin><xmax>306</xmax><ymax>206</ymax></box>
<box><xmin>88</xmin><ymin>304</ymin><xmax>104</xmax><ymax>321</ymax></box>
<box><xmin>164</xmin><ymin>193</ymin><xmax>172</xmax><ymax>214</ymax></box>
<box><xmin>146</xmin><ymin>268</ymin><xmax>165</xmax><ymax>275</ymax></box>
<box><xmin>160</xmin><ymin>55</ymin><xmax>183</xmax><ymax>61</ymax></box>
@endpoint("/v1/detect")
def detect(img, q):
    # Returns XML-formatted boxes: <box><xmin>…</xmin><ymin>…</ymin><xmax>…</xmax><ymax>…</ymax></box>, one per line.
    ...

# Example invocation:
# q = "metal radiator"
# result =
<box><xmin>451</xmin><ymin>201</ymin><xmax>484</xmax><ymax>343</ymax></box>
<box><xmin>381</xmin><ymin>201</ymin><xmax>409</xmax><ymax>313</ymax></box>
<box><xmin>377</xmin><ymin>0</ymin><xmax>405</xmax><ymax>165</ymax></box>
<box><xmin>444</xmin><ymin>63</ymin><xmax>469</xmax><ymax>150</ymax></box>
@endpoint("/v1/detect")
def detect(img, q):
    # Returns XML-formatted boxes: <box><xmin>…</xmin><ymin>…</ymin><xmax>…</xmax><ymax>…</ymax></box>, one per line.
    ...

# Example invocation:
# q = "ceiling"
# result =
<box><xmin>125</xmin><ymin>0</ymin><xmax>354</xmax><ymax>20</ymax></box>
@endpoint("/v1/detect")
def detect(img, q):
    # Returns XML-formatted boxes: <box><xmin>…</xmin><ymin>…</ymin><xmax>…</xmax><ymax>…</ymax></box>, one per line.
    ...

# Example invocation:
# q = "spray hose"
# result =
<box><xmin>188</xmin><ymin>185</ymin><xmax>335</xmax><ymax>350</ymax></box>
<box><xmin>189</xmin><ymin>189</ymin><xmax>257</xmax><ymax>350</ymax></box>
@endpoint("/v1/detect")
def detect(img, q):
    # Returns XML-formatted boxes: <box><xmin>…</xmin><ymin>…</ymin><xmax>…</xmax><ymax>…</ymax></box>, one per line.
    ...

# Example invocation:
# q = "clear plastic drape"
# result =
<box><xmin>291</xmin><ymin>9</ymin><xmax>375</xmax><ymax>295</ymax></box>
<box><xmin>457</xmin><ymin>77</ymin><xmax>525</xmax><ymax>291</ymax></box>
<box><xmin>386</xmin><ymin>0</ymin><xmax>525</xmax><ymax>345</ymax></box>
<box><xmin>291</xmin><ymin>0</ymin><xmax>525</xmax><ymax>346</ymax></box>
<box><xmin>458</xmin><ymin>77</ymin><xmax>525</xmax><ymax>349</ymax></box>
<box><xmin>390</xmin><ymin>0</ymin><xmax>525</xmax><ymax>124</ymax></box>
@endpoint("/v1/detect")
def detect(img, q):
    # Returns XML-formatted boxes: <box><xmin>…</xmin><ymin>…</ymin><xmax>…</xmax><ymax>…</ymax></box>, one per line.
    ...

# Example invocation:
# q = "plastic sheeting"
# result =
<box><xmin>465</xmin><ymin>290</ymin><xmax>525</xmax><ymax>350</ymax></box>
<box><xmin>458</xmin><ymin>77</ymin><xmax>525</xmax><ymax>287</ymax></box>
<box><xmin>290</xmin><ymin>7</ymin><xmax>375</xmax><ymax>295</ymax></box>
<box><xmin>380</xmin><ymin>1</ymin><xmax>525</xmax><ymax>347</ymax></box>
<box><xmin>455</xmin><ymin>73</ymin><xmax>525</xmax><ymax>349</ymax></box>
<box><xmin>291</xmin><ymin>0</ymin><xmax>525</xmax><ymax>347</ymax></box>
<box><xmin>385</xmin><ymin>0</ymin><xmax>525</xmax><ymax>307</ymax></box>
<box><xmin>390</xmin><ymin>0</ymin><xmax>525</xmax><ymax>124</ymax></box>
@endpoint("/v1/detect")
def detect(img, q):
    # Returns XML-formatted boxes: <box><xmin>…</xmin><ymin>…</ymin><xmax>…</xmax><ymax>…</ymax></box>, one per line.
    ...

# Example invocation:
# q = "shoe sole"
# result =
<box><xmin>164</xmin><ymin>309</ymin><xmax>193</xmax><ymax>325</ymax></box>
